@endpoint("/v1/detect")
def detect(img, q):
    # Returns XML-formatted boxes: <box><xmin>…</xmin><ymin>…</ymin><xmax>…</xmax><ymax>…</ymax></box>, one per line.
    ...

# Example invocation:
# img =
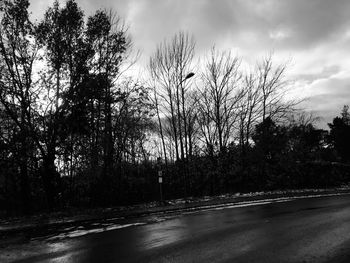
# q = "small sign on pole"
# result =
<box><xmin>158</xmin><ymin>169</ymin><xmax>163</xmax><ymax>203</ymax></box>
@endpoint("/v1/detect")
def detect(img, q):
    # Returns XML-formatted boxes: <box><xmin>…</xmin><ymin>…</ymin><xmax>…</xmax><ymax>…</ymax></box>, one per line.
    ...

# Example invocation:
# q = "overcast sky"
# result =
<box><xmin>29</xmin><ymin>0</ymin><xmax>350</xmax><ymax>128</ymax></box>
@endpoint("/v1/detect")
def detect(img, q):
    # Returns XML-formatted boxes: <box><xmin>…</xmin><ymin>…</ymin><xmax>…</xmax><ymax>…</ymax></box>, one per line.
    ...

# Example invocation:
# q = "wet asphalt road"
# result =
<box><xmin>2</xmin><ymin>194</ymin><xmax>350</xmax><ymax>263</ymax></box>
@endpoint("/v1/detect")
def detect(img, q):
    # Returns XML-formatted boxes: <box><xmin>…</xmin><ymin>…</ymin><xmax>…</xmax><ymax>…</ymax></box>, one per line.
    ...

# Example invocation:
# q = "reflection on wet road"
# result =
<box><xmin>1</xmin><ymin>194</ymin><xmax>350</xmax><ymax>263</ymax></box>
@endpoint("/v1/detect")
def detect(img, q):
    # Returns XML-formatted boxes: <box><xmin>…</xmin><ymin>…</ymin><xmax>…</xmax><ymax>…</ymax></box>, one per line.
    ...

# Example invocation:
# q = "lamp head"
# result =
<box><xmin>185</xmin><ymin>72</ymin><xmax>195</xmax><ymax>80</ymax></box>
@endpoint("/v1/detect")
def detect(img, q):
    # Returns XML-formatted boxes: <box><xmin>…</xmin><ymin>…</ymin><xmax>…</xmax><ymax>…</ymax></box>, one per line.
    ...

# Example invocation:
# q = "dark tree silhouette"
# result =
<box><xmin>329</xmin><ymin>105</ymin><xmax>350</xmax><ymax>162</ymax></box>
<box><xmin>0</xmin><ymin>0</ymin><xmax>349</xmax><ymax>215</ymax></box>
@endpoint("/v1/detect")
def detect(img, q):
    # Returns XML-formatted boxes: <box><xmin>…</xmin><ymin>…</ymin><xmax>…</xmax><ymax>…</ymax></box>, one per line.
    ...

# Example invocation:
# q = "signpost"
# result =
<box><xmin>158</xmin><ymin>170</ymin><xmax>163</xmax><ymax>203</ymax></box>
<box><xmin>157</xmin><ymin>157</ymin><xmax>163</xmax><ymax>203</ymax></box>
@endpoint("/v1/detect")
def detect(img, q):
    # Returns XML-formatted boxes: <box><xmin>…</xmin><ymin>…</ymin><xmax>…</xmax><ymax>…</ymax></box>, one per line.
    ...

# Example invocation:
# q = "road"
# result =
<box><xmin>1</xmin><ymin>194</ymin><xmax>350</xmax><ymax>263</ymax></box>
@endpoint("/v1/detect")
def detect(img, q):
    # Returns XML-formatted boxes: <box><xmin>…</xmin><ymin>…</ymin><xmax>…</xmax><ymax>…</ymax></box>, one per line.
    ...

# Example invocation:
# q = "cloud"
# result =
<box><xmin>28</xmin><ymin>0</ymin><xmax>350</xmax><ymax>128</ymax></box>
<box><xmin>293</xmin><ymin>65</ymin><xmax>342</xmax><ymax>84</ymax></box>
<box><xmin>298</xmin><ymin>73</ymin><xmax>350</xmax><ymax>128</ymax></box>
<box><xmin>29</xmin><ymin>0</ymin><xmax>350</xmax><ymax>56</ymax></box>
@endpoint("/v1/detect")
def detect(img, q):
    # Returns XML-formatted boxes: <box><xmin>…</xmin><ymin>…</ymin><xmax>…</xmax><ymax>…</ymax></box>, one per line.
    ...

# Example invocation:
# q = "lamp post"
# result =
<box><xmin>181</xmin><ymin>72</ymin><xmax>194</xmax><ymax>158</ymax></box>
<box><xmin>156</xmin><ymin>73</ymin><xmax>194</xmax><ymax>205</ymax></box>
<box><xmin>179</xmin><ymin>72</ymin><xmax>194</xmax><ymax>200</ymax></box>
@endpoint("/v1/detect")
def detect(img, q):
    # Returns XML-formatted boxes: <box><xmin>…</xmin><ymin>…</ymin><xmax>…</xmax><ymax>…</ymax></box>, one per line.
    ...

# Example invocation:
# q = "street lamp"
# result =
<box><xmin>156</xmin><ymin>73</ymin><xmax>194</xmax><ymax>205</ymax></box>
<box><xmin>183</xmin><ymin>72</ymin><xmax>195</xmax><ymax>82</ymax></box>
<box><xmin>178</xmin><ymin>72</ymin><xmax>195</xmax><ymax>200</ymax></box>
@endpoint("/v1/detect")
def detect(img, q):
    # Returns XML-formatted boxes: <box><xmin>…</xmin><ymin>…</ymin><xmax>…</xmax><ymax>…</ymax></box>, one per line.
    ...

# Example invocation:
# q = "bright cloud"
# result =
<box><xmin>29</xmin><ymin>0</ymin><xmax>350</xmax><ymax>128</ymax></box>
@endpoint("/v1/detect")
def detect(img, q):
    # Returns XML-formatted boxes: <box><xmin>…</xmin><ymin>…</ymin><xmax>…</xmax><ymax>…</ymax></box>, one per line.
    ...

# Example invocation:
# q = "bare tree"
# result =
<box><xmin>150</xmin><ymin>79</ymin><xmax>168</xmax><ymax>166</ymax></box>
<box><xmin>237</xmin><ymin>54</ymin><xmax>298</xmax><ymax>150</ymax></box>
<box><xmin>149</xmin><ymin>31</ymin><xmax>195</xmax><ymax>161</ymax></box>
<box><xmin>257</xmin><ymin>54</ymin><xmax>297</xmax><ymax>122</ymax></box>
<box><xmin>185</xmin><ymin>91</ymin><xmax>200</xmax><ymax>157</ymax></box>
<box><xmin>197</xmin><ymin>47</ymin><xmax>242</xmax><ymax>153</ymax></box>
<box><xmin>237</xmin><ymin>71</ymin><xmax>261</xmax><ymax>148</ymax></box>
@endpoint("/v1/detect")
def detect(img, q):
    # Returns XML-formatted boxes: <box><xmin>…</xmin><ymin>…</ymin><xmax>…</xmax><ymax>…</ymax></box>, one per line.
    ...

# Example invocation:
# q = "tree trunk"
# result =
<box><xmin>19</xmin><ymin>135</ymin><xmax>31</xmax><ymax>214</ymax></box>
<box><xmin>41</xmin><ymin>152</ymin><xmax>59</xmax><ymax>209</ymax></box>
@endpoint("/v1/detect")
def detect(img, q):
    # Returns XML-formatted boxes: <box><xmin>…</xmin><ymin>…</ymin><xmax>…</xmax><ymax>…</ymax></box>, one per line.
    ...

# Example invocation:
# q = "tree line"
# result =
<box><xmin>0</xmin><ymin>0</ymin><xmax>349</xmax><ymax>214</ymax></box>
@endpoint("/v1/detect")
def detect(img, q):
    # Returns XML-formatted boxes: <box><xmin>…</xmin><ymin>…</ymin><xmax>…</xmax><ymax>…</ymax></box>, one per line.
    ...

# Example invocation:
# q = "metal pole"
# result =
<box><xmin>157</xmin><ymin>157</ymin><xmax>164</xmax><ymax>204</ymax></box>
<box><xmin>159</xmin><ymin>178</ymin><xmax>163</xmax><ymax>203</ymax></box>
<box><xmin>178</xmin><ymin>73</ymin><xmax>195</xmax><ymax>200</ymax></box>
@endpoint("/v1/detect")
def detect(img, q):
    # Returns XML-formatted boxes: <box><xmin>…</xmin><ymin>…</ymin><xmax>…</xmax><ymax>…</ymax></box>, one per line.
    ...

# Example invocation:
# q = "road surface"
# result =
<box><xmin>1</xmin><ymin>194</ymin><xmax>350</xmax><ymax>262</ymax></box>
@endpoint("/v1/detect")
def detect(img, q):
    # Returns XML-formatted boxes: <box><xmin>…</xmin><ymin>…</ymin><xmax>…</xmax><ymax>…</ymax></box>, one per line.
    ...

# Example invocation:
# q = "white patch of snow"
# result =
<box><xmin>182</xmin><ymin>192</ymin><xmax>350</xmax><ymax>214</ymax></box>
<box><xmin>46</xmin><ymin>222</ymin><xmax>146</xmax><ymax>240</ymax></box>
